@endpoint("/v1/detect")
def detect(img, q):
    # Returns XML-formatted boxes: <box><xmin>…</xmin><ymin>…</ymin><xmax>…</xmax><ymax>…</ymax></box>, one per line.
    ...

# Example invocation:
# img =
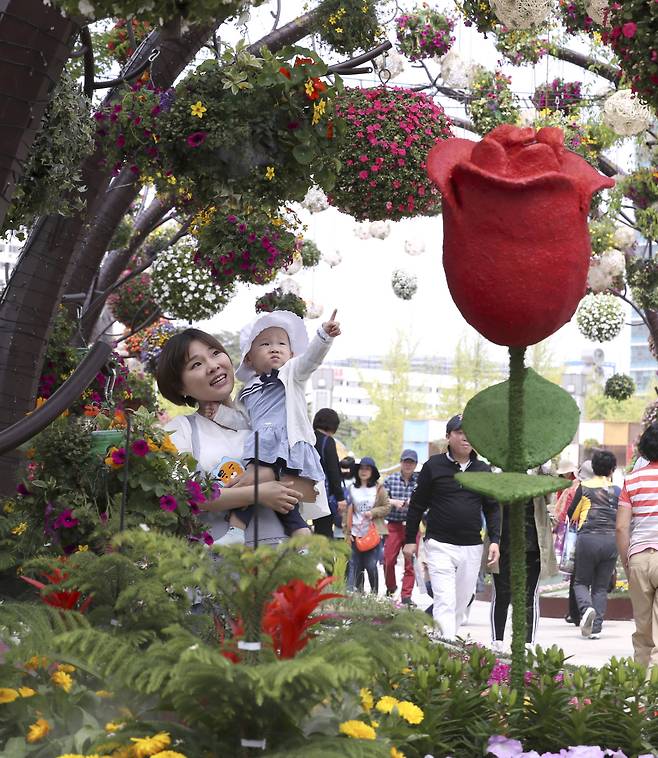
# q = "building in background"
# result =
<box><xmin>0</xmin><ymin>237</ymin><xmax>21</xmax><ymax>288</ymax></box>
<box><xmin>629</xmin><ymin>318</ymin><xmax>656</xmax><ymax>393</ymax></box>
<box><xmin>561</xmin><ymin>350</ymin><xmax>617</xmax><ymax>414</ymax></box>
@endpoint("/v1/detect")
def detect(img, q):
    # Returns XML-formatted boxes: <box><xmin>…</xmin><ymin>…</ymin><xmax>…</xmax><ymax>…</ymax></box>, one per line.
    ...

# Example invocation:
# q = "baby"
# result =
<box><xmin>216</xmin><ymin>308</ymin><xmax>341</xmax><ymax>545</ymax></box>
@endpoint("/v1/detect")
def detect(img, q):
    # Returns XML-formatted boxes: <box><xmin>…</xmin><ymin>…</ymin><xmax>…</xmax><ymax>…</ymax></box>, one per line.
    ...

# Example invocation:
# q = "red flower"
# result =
<box><xmin>262</xmin><ymin>576</ymin><xmax>343</xmax><ymax>659</ymax></box>
<box><xmin>427</xmin><ymin>124</ymin><xmax>614</xmax><ymax>346</ymax></box>
<box><xmin>294</xmin><ymin>56</ymin><xmax>315</xmax><ymax>67</ymax></box>
<box><xmin>621</xmin><ymin>21</ymin><xmax>637</xmax><ymax>37</ymax></box>
<box><xmin>186</xmin><ymin>131</ymin><xmax>207</xmax><ymax>148</ymax></box>
<box><xmin>21</xmin><ymin>569</ymin><xmax>93</xmax><ymax>613</ymax></box>
<box><xmin>278</xmin><ymin>66</ymin><xmax>291</xmax><ymax>79</ymax></box>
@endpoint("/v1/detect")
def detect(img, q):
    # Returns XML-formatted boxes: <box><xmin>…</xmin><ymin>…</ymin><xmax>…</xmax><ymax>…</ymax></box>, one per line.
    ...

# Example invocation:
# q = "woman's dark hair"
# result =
<box><xmin>156</xmin><ymin>328</ymin><xmax>228</xmax><ymax>406</ymax></box>
<box><xmin>591</xmin><ymin>449</ymin><xmax>617</xmax><ymax>477</ymax></box>
<box><xmin>313</xmin><ymin>407</ymin><xmax>340</xmax><ymax>433</ymax></box>
<box><xmin>340</xmin><ymin>455</ymin><xmax>355</xmax><ymax>471</ymax></box>
<box><xmin>638</xmin><ymin>422</ymin><xmax>658</xmax><ymax>462</ymax></box>
<box><xmin>352</xmin><ymin>457</ymin><xmax>379</xmax><ymax>488</ymax></box>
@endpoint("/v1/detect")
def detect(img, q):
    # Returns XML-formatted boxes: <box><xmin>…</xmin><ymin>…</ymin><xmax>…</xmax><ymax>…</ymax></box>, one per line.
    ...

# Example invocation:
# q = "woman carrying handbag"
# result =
<box><xmin>346</xmin><ymin>457</ymin><xmax>391</xmax><ymax>594</ymax></box>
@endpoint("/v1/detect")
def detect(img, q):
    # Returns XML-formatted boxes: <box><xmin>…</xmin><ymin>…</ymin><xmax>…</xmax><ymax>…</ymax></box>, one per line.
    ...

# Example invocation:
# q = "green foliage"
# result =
<box><xmin>256</xmin><ymin>288</ymin><xmax>307</xmax><ymax>318</ymax></box>
<box><xmin>1</xmin><ymin>69</ymin><xmax>94</xmax><ymax>236</ymax></box>
<box><xmin>457</xmin><ymin>471</ymin><xmax>570</xmax><ymax>502</ymax></box>
<box><xmin>626</xmin><ymin>256</ymin><xmax>658</xmax><ymax>309</ymax></box>
<box><xmin>455</xmin><ymin>0</ymin><xmax>499</xmax><ymax>33</ymax></box>
<box><xmin>317</xmin><ymin>0</ymin><xmax>384</xmax><ymax>55</ymax></box>
<box><xmin>53</xmin><ymin>0</ymin><xmax>260</xmax><ymax>23</ymax></box>
<box><xmin>353</xmin><ymin>334</ymin><xmax>427</xmax><ymax>467</ymax></box>
<box><xmin>466</xmin><ymin>69</ymin><xmax>520</xmax><ymax>135</ymax></box>
<box><xmin>300</xmin><ymin>239</ymin><xmax>322</xmax><ymax>268</ymax></box>
<box><xmin>604</xmin><ymin>373</ymin><xmax>635</xmax><ymax>401</ymax></box>
<box><xmin>585</xmin><ymin>391</ymin><xmax>650</xmax><ymax>421</ymax></box>
<box><xmin>589</xmin><ymin>217</ymin><xmax>617</xmax><ymax>255</ymax></box>
<box><xmin>495</xmin><ymin>27</ymin><xmax>552</xmax><ymax>66</ymax></box>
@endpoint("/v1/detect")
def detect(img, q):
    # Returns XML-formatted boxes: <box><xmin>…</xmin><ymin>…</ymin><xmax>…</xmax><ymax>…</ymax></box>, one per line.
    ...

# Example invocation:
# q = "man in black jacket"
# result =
<box><xmin>313</xmin><ymin>408</ymin><xmax>347</xmax><ymax>539</ymax></box>
<box><xmin>403</xmin><ymin>415</ymin><xmax>500</xmax><ymax>639</ymax></box>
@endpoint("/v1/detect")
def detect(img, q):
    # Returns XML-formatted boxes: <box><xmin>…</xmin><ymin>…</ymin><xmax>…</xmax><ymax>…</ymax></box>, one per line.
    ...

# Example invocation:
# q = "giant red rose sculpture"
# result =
<box><xmin>427</xmin><ymin>124</ymin><xmax>615</xmax><ymax>347</ymax></box>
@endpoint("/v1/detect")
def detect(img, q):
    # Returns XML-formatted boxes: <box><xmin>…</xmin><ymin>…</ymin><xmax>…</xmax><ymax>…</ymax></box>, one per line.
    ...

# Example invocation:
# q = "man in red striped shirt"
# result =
<box><xmin>616</xmin><ymin>422</ymin><xmax>658</xmax><ymax>669</ymax></box>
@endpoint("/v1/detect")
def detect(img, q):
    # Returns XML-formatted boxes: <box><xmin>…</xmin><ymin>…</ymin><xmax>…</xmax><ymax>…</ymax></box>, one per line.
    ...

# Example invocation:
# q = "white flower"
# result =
<box><xmin>278</xmin><ymin>276</ymin><xmax>301</xmax><ymax>296</ymax></box>
<box><xmin>585</xmin><ymin>0</ymin><xmax>610</xmax><ymax>25</ymax></box>
<box><xmin>391</xmin><ymin>269</ymin><xmax>418</xmax><ymax>300</ymax></box>
<box><xmin>599</xmin><ymin>248</ymin><xmax>625</xmax><ymax>277</ymax></box>
<box><xmin>301</xmin><ymin>186</ymin><xmax>329</xmax><ymax>213</ymax></box>
<box><xmin>404</xmin><ymin>239</ymin><xmax>425</xmax><ymax>256</ymax></box>
<box><xmin>587</xmin><ymin>261</ymin><xmax>613</xmax><ymax>294</ymax></box>
<box><xmin>284</xmin><ymin>252</ymin><xmax>303</xmax><ymax>276</ymax></box>
<box><xmin>576</xmin><ymin>293</ymin><xmax>624</xmax><ymax>342</ymax></box>
<box><xmin>322</xmin><ymin>250</ymin><xmax>342</xmax><ymax>267</ymax></box>
<box><xmin>441</xmin><ymin>50</ymin><xmax>472</xmax><ymax>89</ymax></box>
<box><xmin>305</xmin><ymin>300</ymin><xmax>324</xmax><ymax>319</ymax></box>
<box><xmin>78</xmin><ymin>0</ymin><xmax>95</xmax><ymax>15</ymax></box>
<box><xmin>353</xmin><ymin>222</ymin><xmax>371</xmax><ymax>240</ymax></box>
<box><xmin>613</xmin><ymin>224</ymin><xmax>636</xmax><ymax>251</ymax></box>
<box><xmin>369</xmin><ymin>221</ymin><xmax>391</xmax><ymax>240</ymax></box>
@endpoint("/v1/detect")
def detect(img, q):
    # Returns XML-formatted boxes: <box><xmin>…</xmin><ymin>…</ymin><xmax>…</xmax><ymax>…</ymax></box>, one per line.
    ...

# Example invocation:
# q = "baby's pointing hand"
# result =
<box><xmin>322</xmin><ymin>308</ymin><xmax>341</xmax><ymax>338</ymax></box>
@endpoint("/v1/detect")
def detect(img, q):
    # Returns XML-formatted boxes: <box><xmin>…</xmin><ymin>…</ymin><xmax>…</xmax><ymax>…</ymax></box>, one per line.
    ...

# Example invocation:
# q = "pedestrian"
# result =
<box><xmin>616</xmin><ymin>422</ymin><xmax>658</xmax><ymax>669</ymax></box>
<box><xmin>346</xmin><ymin>457</ymin><xmax>391</xmax><ymax>594</ymax></box>
<box><xmin>313</xmin><ymin>407</ymin><xmax>347</xmax><ymax>539</ymax></box>
<box><xmin>403</xmin><ymin>415</ymin><xmax>500</xmax><ymax>639</ymax></box>
<box><xmin>490</xmin><ymin>490</ymin><xmax>558</xmax><ymax>652</ymax></box>
<box><xmin>568</xmin><ymin>450</ymin><xmax>620</xmax><ymax>639</ymax></box>
<box><xmin>383</xmin><ymin>449</ymin><xmax>419</xmax><ymax>606</ymax></box>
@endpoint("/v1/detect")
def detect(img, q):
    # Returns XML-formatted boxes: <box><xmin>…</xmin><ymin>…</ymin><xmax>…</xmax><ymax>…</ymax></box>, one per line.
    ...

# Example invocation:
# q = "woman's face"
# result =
<box><xmin>358</xmin><ymin>465</ymin><xmax>372</xmax><ymax>483</ymax></box>
<box><xmin>180</xmin><ymin>339</ymin><xmax>234</xmax><ymax>403</ymax></box>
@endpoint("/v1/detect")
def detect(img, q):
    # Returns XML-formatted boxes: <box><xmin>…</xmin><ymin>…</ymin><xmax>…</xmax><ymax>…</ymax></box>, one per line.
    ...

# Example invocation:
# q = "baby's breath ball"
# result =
<box><xmin>488</xmin><ymin>0</ymin><xmax>551</xmax><ymax>29</ymax></box>
<box><xmin>585</xmin><ymin>0</ymin><xmax>610</xmax><ymax>25</ymax></box>
<box><xmin>369</xmin><ymin>220</ymin><xmax>391</xmax><ymax>240</ymax></box>
<box><xmin>391</xmin><ymin>269</ymin><xmax>418</xmax><ymax>300</ymax></box>
<box><xmin>323</xmin><ymin>249</ymin><xmax>342</xmax><ymax>267</ymax></box>
<box><xmin>602</xmin><ymin>90</ymin><xmax>652</xmax><ymax>137</ymax></box>
<box><xmin>353</xmin><ymin>222</ymin><xmax>372</xmax><ymax>240</ymax></box>
<box><xmin>576</xmin><ymin>293</ymin><xmax>625</xmax><ymax>342</ymax></box>
<box><xmin>404</xmin><ymin>239</ymin><xmax>425</xmax><ymax>256</ymax></box>
<box><xmin>301</xmin><ymin>186</ymin><xmax>329</xmax><ymax>213</ymax></box>
<box><xmin>441</xmin><ymin>50</ymin><xmax>473</xmax><ymax>88</ymax></box>
<box><xmin>373</xmin><ymin>49</ymin><xmax>406</xmax><ymax>80</ymax></box>
<box><xmin>151</xmin><ymin>242</ymin><xmax>234</xmax><ymax>321</ymax></box>
<box><xmin>587</xmin><ymin>260</ymin><xmax>614</xmax><ymax>294</ymax></box>
<box><xmin>305</xmin><ymin>300</ymin><xmax>324</xmax><ymax>319</ymax></box>
<box><xmin>613</xmin><ymin>224</ymin><xmax>636</xmax><ymax>251</ymax></box>
<box><xmin>278</xmin><ymin>276</ymin><xmax>301</xmax><ymax>296</ymax></box>
<box><xmin>599</xmin><ymin>248</ymin><xmax>625</xmax><ymax>277</ymax></box>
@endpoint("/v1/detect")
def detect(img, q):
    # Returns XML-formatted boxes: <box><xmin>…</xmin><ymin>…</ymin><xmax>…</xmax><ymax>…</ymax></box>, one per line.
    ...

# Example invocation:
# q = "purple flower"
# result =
<box><xmin>186</xmin><ymin>131</ymin><xmax>207</xmax><ymax>148</ymax></box>
<box><xmin>159</xmin><ymin>88</ymin><xmax>175</xmax><ymax>111</ymax></box>
<box><xmin>16</xmin><ymin>482</ymin><xmax>29</xmax><ymax>496</ymax></box>
<box><xmin>186</xmin><ymin>480</ymin><xmax>206</xmax><ymax>506</ymax></box>
<box><xmin>202</xmin><ymin>531</ymin><xmax>214</xmax><ymax>546</ymax></box>
<box><xmin>111</xmin><ymin>448</ymin><xmax>127</xmax><ymax>466</ymax></box>
<box><xmin>487</xmin><ymin>735</ymin><xmax>524</xmax><ymax>758</ymax></box>
<box><xmin>131</xmin><ymin>439</ymin><xmax>150</xmax><ymax>457</ymax></box>
<box><xmin>159</xmin><ymin>494</ymin><xmax>178</xmax><ymax>512</ymax></box>
<box><xmin>53</xmin><ymin>509</ymin><xmax>79</xmax><ymax>529</ymax></box>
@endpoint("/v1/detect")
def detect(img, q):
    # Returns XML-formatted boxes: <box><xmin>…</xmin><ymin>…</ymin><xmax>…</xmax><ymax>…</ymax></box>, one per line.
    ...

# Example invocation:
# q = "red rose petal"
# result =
<box><xmin>509</xmin><ymin>143</ymin><xmax>561</xmax><ymax>177</ymax></box>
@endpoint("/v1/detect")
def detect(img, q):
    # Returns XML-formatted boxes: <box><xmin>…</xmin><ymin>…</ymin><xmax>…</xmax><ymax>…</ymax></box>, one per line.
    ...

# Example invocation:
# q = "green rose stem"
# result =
<box><xmin>507</xmin><ymin>345</ymin><xmax>527</xmax><ymax>693</ymax></box>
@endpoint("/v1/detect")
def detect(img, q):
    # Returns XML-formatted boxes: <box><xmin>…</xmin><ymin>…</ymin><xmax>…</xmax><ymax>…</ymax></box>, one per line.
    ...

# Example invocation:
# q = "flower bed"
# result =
<box><xmin>330</xmin><ymin>86</ymin><xmax>452</xmax><ymax>221</ymax></box>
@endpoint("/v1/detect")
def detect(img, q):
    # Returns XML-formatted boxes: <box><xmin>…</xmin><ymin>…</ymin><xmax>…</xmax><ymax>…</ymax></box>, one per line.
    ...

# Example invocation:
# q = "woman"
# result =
<box><xmin>346</xmin><ymin>457</ymin><xmax>390</xmax><ymax>593</ymax></box>
<box><xmin>156</xmin><ymin>328</ymin><xmax>306</xmax><ymax>545</ymax></box>
<box><xmin>567</xmin><ymin>449</ymin><xmax>619</xmax><ymax>639</ymax></box>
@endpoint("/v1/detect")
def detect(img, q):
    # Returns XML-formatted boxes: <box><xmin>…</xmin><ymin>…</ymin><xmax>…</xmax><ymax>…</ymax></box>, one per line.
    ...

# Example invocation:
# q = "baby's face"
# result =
<box><xmin>247</xmin><ymin>326</ymin><xmax>292</xmax><ymax>375</ymax></box>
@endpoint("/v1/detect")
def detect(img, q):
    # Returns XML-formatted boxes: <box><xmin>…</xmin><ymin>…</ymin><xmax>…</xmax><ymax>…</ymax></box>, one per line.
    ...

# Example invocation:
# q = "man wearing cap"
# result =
<box><xmin>383</xmin><ymin>449</ymin><xmax>420</xmax><ymax>605</ymax></box>
<box><xmin>403</xmin><ymin>414</ymin><xmax>500</xmax><ymax>639</ymax></box>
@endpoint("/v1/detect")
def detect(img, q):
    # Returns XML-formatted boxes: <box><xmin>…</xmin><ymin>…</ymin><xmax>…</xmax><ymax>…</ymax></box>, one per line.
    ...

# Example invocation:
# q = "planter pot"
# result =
<box><xmin>90</xmin><ymin>430</ymin><xmax>124</xmax><ymax>456</ymax></box>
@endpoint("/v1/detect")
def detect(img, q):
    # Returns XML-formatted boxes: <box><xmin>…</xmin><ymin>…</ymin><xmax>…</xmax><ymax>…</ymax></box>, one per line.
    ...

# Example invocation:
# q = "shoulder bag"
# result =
<box><xmin>355</xmin><ymin>520</ymin><xmax>381</xmax><ymax>552</ymax></box>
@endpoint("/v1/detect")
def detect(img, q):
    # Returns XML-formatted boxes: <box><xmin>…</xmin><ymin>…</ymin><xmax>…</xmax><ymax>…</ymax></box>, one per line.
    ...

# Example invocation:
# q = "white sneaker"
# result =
<box><xmin>580</xmin><ymin>607</ymin><xmax>596</xmax><ymax>638</ymax></box>
<box><xmin>492</xmin><ymin>640</ymin><xmax>505</xmax><ymax>654</ymax></box>
<box><xmin>214</xmin><ymin>526</ymin><xmax>246</xmax><ymax>546</ymax></box>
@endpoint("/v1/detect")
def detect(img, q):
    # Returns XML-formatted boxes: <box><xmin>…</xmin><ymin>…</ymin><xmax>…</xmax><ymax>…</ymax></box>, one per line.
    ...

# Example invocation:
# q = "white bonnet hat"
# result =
<box><xmin>235</xmin><ymin>310</ymin><xmax>309</xmax><ymax>382</ymax></box>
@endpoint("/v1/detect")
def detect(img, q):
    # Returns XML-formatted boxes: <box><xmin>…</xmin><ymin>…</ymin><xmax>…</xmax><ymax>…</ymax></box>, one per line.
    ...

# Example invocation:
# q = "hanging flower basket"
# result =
<box><xmin>317</xmin><ymin>0</ymin><xmax>384</xmax><ymax>55</ymax></box>
<box><xmin>301</xmin><ymin>186</ymin><xmax>329</xmax><ymax>213</ymax></box>
<box><xmin>466</xmin><ymin>70</ymin><xmax>520</xmax><ymax>135</ymax></box>
<box><xmin>440</xmin><ymin>50</ymin><xmax>475</xmax><ymax>88</ymax></box>
<box><xmin>625</xmin><ymin>256</ymin><xmax>658</xmax><ymax>309</ymax></box>
<box><xmin>305</xmin><ymin>301</ymin><xmax>324</xmax><ymax>319</ymax></box>
<box><xmin>532</xmin><ymin>109</ymin><xmax>618</xmax><ymax>168</ymax></box>
<box><xmin>455</xmin><ymin>0</ymin><xmax>499</xmax><ymax>33</ymax></box>
<box><xmin>395</xmin><ymin>7</ymin><xmax>456</xmax><ymax>61</ymax></box>
<box><xmin>255</xmin><ymin>289</ymin><xmax>307</xmax><ymax>318</ymax></box>
<box><xmin>404</xmin><ymin>239</ymin><xmax>425</xmax><ymax>256</ymax></box>
<box><xmin>193</xmin><ymin>209</ymin><xmax>297</xmax><ymax>288</ymax></box>
<box><xmin>488</xmin><ymin>0</ymin><xmax>551</xmax><ymax>29</ymax></box>
<box><xmin>391</xmin><ymin>269</ymin><xmax>418</xmax><ymax>300</ymax></box>
<box><xmin>575</xmin><ymin>293</ymin><xmax>624</xmax><ymax>342</ymax></box>
<box><xmin>557</xmin><ymin>0</ymin><xmax>599</xmax><ymax>33</ymax></box>
<box><xmin>90</xmin><ymin>429</ymin><xmax>126</xmax><ymax>457</ymax></box>
<box><xmin>53</xmin><ymin>0</ymin><xmax>255</xmax><ymax>24</ymax></box>
<box><xmin>495</xmin><ymin>27</ymin><xmax>551</xmax><ymax>66</ymax></box>
<box><xmin>369</xmin><ymin>221</ymin><xmax>391</xmax><ymax>240</ymax></box>
<box><xmin>531</xmin><ymin>78</ymin><xmax>582</xmax><ymax>113</ymax></box>
<box><xmin>602</xmin><ymin>89</ymin><xmax>652</xmax><ymax>137</ymax></box>
<box><xmin>300</xmin><ymin>239</ymin><xmax>321</xmax><ymax>268</ymax></box>
<box><xmin>126</xmin><ymin>319</ymin><xmax>180</xmax><ymax>374</ymax></box>
<box><xmin>587</xmin><ymin>249</ymin><xmax>624</xmax><ymax>293</ymax></box>
<box><xmin>604</xmin><ymin>373</ymin><xmax>635</xmax><ymax>401</ymax></box>
<box><xmin>106</xmin><ymin>18</ymin><xmax>152</xmax><ymax>65</ymax></box>
<box><xmin>330</xmin><ymin>86</ymin><xmax>452</xmax><ymax>221</ymax></box>
<box><xmin>107</xmin><ymin>271</ymin><xmax>161</xmax><ymax>329</ymax></box>
<box><xmin>151</xmin><ymin>240</ymin><xmax>235</xmax><ymax>322</ymax></box>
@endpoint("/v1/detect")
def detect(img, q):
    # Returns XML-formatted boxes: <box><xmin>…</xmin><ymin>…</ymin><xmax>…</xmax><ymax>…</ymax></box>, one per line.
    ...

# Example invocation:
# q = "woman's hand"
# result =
<box><xmin>362</xmin><ymin>510</ymin><xmax>373</xmax><ymax>521</ymax></box>
<box><xmin>259</xmin><ymin>480</ymin><xmax>303</xmax><ymax>514</ymax></box>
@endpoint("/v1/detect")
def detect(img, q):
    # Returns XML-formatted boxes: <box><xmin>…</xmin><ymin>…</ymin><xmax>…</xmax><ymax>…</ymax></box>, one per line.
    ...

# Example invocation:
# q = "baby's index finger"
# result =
<box><xmin>329</xmin><ymin>308</ymin><xmax>337</xmax><ymax>321</ymax></box>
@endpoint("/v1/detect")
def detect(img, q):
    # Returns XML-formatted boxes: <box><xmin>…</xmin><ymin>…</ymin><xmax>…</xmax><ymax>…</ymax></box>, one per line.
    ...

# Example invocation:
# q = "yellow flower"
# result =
<box><xmin>27</xmin><ymin>717</ymin><xmax>50</xmax><ymax>743</ymax></box>
<box><xmin>51</xmin><ymin>670</ymin><xmax>73</xmax><ymax>692</ymax></box>
<box><xmin>304</xmin><ymin>78</ymin><xmax>315</xmax><ymax>97</ymax></box>
<box><xmin>0</xmin><ymin>688</ymin><xmax>19</xmax><ymax>703</ymax></box>
<box><xmin>77</xmin><ymin>544</ymin><xmax>89</xmax><ymax>552</ymax></box>
<box><xmin>396</xmin><ymin>701</ymin><xmax>424</xmax><ymax>725</ymax></box>
<box><xmin>26</xmin><ymin>655</ymin><xmax>48</xmax><ymax>669</ymax></box>
<box><xmin>338</xmin><ymin>720</ymin><xmax>376</xmax><ymax>740</ymax></box>
<box><xmin>152</xmin><ymin>752</ymin><xmax>188</xmax><ymax>758</ymax></box>
<box><xmin>160</xmin><ymin>435</ymin><xmax>178</xmax><ymax>455</ymax></box>
<box><xmin>3</xmin><ymin>500</ymin><xmax>14</xmax><ymax>513</ymax></box>
<box><xmin>312</xmin><ymin>99</ymin><xmax>326</xmax><ymax>125</ymax></box>
<box><xmin>105</xmin><ymin>721</ymin><xmax>124</xmax><ymax>732</ymax></box>
<box><xmin>335</xmin><ymin>26</ymin><xmax>343</xmax><ymax>32</ymax></box>
<box><xmin>130</xmin><ymin>731</ymin><xmax>171</xmax><ymax>757</ymax></box>
<box><xmin>190</xmin><ymin>101</ymin><xmax>207</xmax><ymax>118</ymax></box>
<box><xmin>265</xmin><ymin>166</ymin><xmax>276</xmax><ymax>181</ymax></box>
<box><xmin>18</xmin><ymin>687</ymin><xmax>36</xmax><ymax>697</ymax></box>
<box><xmin>95</xmin><ymin>689</ymin><xmax>113</xmax><ymax>697</ymax></box>
<box><xmin>57</xmin><ymin>663</ymin><xmax>76</xmax><ymax>673</ymax></box>
<box><xmin>11</xmin><ymin>522</ymin><xmax>27</xmax><ymax>536</ymax></box>
<box><xmin>375</xmin><ymin>695</ymin><xmax>399</xmax><ymax>713</ymax></box>
<box><xmin>359</xmin><ymin>687</ymin><xmax>373</xmax><ymax>712</ymax></box>
<box><xmin>167</xmin><ymin>175</ymin><xmax>177</xmax><ymax>185</ymax></box>
<box><xmin>370</xmin><ymin>720</ymin><xmax>379</xmax><ymax>728</ymax></box>
<box><xmin>391</xmin><ymin>748</ymin><xmax>406</xmax><ymax>758</ymax></box>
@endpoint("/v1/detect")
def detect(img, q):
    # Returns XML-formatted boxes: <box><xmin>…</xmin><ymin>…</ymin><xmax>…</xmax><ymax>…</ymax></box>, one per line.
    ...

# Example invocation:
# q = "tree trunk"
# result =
<box><xmin>0</xmin><ymin>0</ymin><xmax>78</xmax><ymax>229</ymax></box>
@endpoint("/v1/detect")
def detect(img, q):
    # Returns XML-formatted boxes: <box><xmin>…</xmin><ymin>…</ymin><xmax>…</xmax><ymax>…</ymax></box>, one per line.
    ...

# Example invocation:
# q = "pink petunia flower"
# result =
<box><xmin>186</xmin><ymin>131</ymin><xmax>207</xmax><ymax>148</ymax></box>
<box><xmin>159</xmin><ymin>494</ymin><xmax>178</xmax><ymax>512</ymax></box>
<box><xmin>111</xmin><ymin>448</ymin><xmax>127</xmax><ymax>466</ymax></box>
<box><xmin>131</xmin><ymin>439</ymin><xmax>150</xmax><ymax>457</ymax></box>
<box><xmin>621</xmin><ymin>21</ymin><xmax>637</xmax><ymax>37</ymax></box>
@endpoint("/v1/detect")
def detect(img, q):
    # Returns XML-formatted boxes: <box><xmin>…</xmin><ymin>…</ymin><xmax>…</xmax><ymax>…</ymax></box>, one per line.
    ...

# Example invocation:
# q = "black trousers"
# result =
<box><xmin>313</xmin><ymin>514</ymin><xmax>334</xmax><ymax>539</ymax></box>
<box><xmin>491</xmin><ymin>548</ymin><xmax>541</xmax><ymax>643</ymax></box>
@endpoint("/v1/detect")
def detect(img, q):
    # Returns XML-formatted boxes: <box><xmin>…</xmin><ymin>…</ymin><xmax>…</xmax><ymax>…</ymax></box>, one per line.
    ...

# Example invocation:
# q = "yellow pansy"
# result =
<box><xmin>167</xmin><ymin>175</ymin><xmax>177</xmax><ymax>185</ymax></box>
<box><xmin>130</xmin><ymin>731</ymin><xmax>171</xmax><ymax>757</ymax></box>
<box><xmin>190</xmin><ymin>101</ymin><xmax>207</xmax><ymax>118</ymax></box>
<box><xmin>57</xmin><ymin>663</ymin><xmax>76</xmax><ymax>673</ymax></box>
<box><xmin>335</xmin><ymin>26</ymin><xmax>343</xmax><ymax>32</ymax></box>
<box><xmin>265</xmin><ymin>166</ymin><xmax>276</xmax><ymax>181</ymax></box>
<box><xmin>160</xmin><ymin>435</ymin><xmax>178</xmax><ymax>455</ymax></box>
<box><xmin>359</xmin><ymin>687</ymin><xmax>373</xmax><ymax>712</ymax></box>
<box><xmin>396</xmin><ymin>700</ymin><xmax>424</xmax><ymax>724</ymax></box>
<box><xmin>338</xmin><ymin>720</ymin><xmax>376</xmax><ymax>740</ymax></box>
<box><xmin>77</xmin><ymin>544</ymin><xmax>89</xmax><ymax>552</ymax></box>
<box><xmin>312</xmin><ymin>99</ymin><xmax>326</xmax><ymax>125</ymax></box>
<box><xmin>26</xmin><ymin>717</ymin><xmax>50</xmax><ymax>743</ymax></box>
<box><xmin>3</xmin><ymin>501</ymin><xmax>14</xmax><ymax>513</ymax></box>
<box><xmin>0</xmin><ymin>688</ymin><xmax>19</xmax><ymax>703</ymax></box>
<box><xmin>11</xmin><ymin>522</ymin><xmax>27</xmax><ymax>536</ymax></box>
<box><xmin>51</xmin><ymin>670</ymin><xmax>73</xmax><ymax>693</ymax></box>
<box><xmin>18</xmin><ymin>687</ymin><xmax>36</xmax><ymax>697</ymax></box>
<box><xmin>375</xmin><ymin>695</ymin><xmax>399</xmax><ymax>713</ymax></box>
<box><xmin>304</xmin><ymin>78</ymin><xmax>316</xmax><ymax>97</ymax></box>
<box><xmin>391</xmin><ymin>748</ymin><xmax>406</xmax><ymax>758</ymax></box>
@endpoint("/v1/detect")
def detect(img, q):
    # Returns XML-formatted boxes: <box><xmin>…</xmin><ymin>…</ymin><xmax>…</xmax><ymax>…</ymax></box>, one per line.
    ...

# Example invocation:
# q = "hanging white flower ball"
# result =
<box><xmin>322</xmin><ymin>249</ymin><xmax>342</xmax><ymax>267</ymax></box>
<box><xmin>587</xmin><ymin>260</ymin><xmax>614</xmax><ymax>294</ymax></box>
<box><xmin>488</xmin><ymin>0</ymin><xmax>551</xmax><ymax>28</ymax></box>
<box><xmin>602</xmin><ymin>90</ymin><xmax>652</xmax><ymax>137</ymax></box>
<box><xmin>301</xmin><ymin>186</ymin><xmax>329</xmax><ymax>213</ymax></box>
<box><xmin>613</xmin><ymin>224</ymin><xmax>636</xmax><ymax>251</ymax></box>
<box><xmin>284</xmin><ymin>252</ymin><xmax>303</xmax><ymax>276</ymax></box>
<box><xmin>391</xmin><ymin>269</ymin><xmax>418</xmax><ymax>300</ymax></box>
<box><xmin>353</xmin><ymin>221</ymin><xmax>372</xmax><ymax>240</ymax></box>
<box><xmin>576</xmin><ymin>293</ymin><xmax>625</xmax><ymax>342</ymax></box>
<box><xmin>278</xmin><ymin>276</ymin><xmax>301</xmax><ymax>296</ymax></box>
<box><xmin>305</xmin><ymin>300</ymin><xmax>324</xmax><ymax>319</ymax></box>
<box><xmin>585</xmin><ymin>0</ymin><xmax>610</xmax><ymax>25</ymax></box>
<box><xmin>373</xmin><ymin>49</ymin><xmax>406</xmax><ymax>80</ymax></box>
<box><xmin>369</xmin><ymin>220</ymin><xmax>391</xmax><ymax>240</ymax></box>
<box><xmin>599</xmin><ymin>248</ymin><xmax>626</xmax><ymax>277</ymax></box>
<box><xmin>440</xmin><ymin>50</ymin><xmax>472</xmax><ymax>89</ymax></box>
<box><xmin>404</xmin><ymin>239</ymin><xmax>425</xmax><ymax>256</ymax></box>
<box><xmin>151</xmin><ymin>241</ymin><xmax>234</xmax><ymax>321</ymax></box>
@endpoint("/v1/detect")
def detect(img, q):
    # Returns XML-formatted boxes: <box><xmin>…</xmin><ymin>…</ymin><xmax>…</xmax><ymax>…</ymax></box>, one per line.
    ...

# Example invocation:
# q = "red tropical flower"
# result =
<box><xmin>21</xmin><ymin>569</ymin><xmax>93</xmax><ymax>613</ymax></box>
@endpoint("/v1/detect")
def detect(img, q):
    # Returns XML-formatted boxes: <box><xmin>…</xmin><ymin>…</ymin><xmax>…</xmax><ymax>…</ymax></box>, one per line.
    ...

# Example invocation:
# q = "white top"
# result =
<box><xmin>349</xmin><ymin>484</ymin><xmax>377</xmax><ymax>537</ymax></box>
